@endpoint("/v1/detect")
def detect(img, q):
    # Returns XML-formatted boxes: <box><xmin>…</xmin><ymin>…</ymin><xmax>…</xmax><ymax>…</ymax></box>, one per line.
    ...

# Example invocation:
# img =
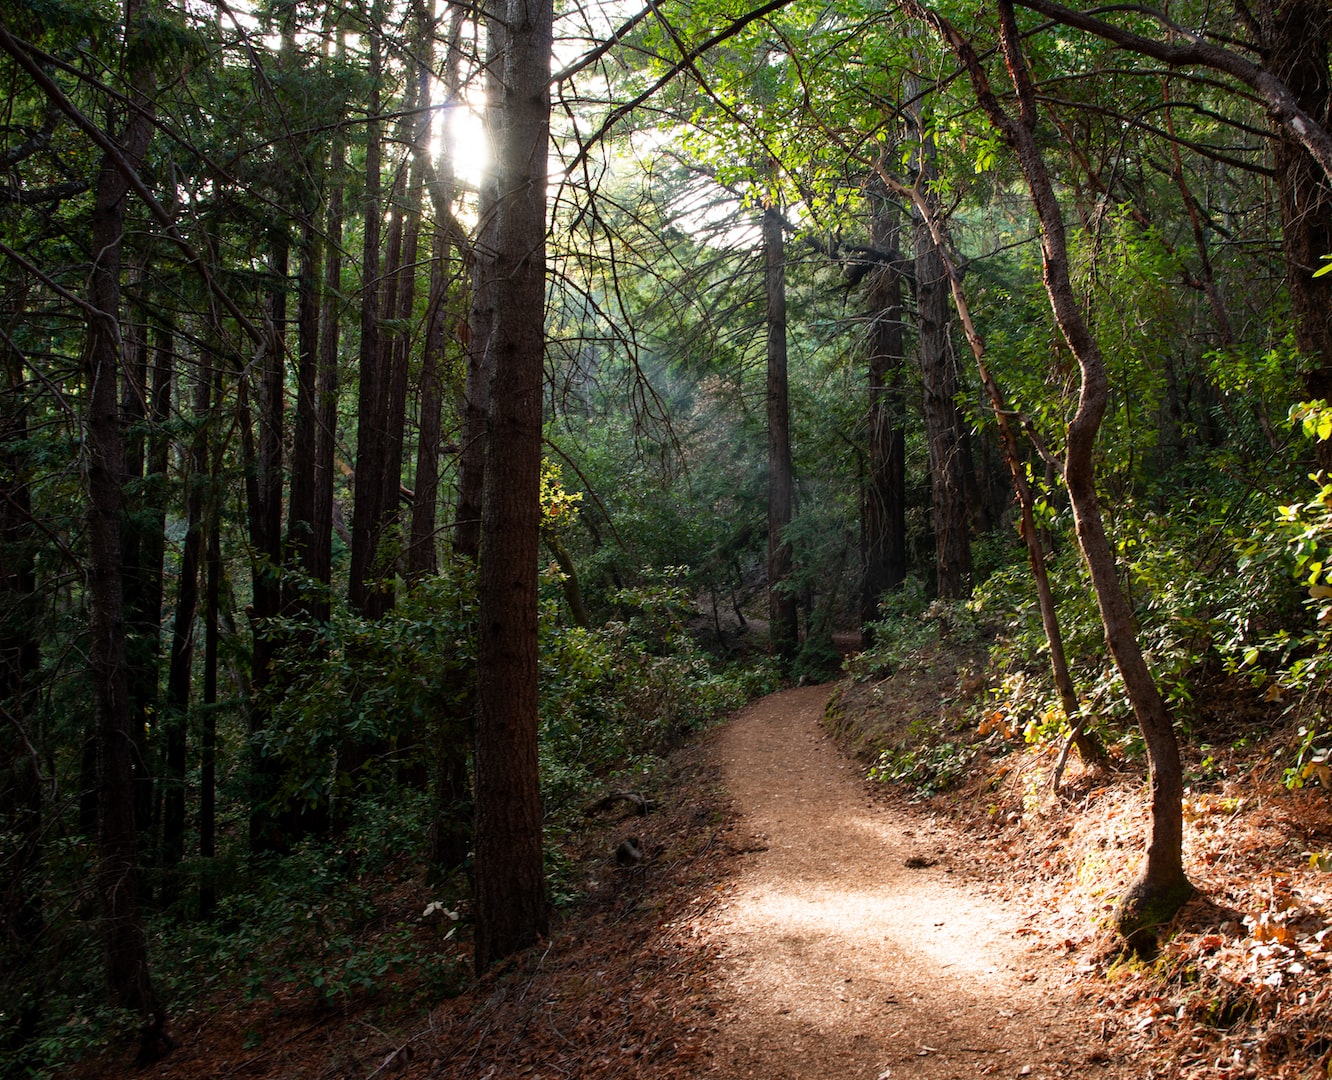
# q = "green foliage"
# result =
<box><xmin>0</xmin><ymin>1003</ymin><xmax>141</xmax><ymax>1080</ymax></box>
<box><xmin>974</xmin><ymin>453</ymin><xmax>1305</xmax><ymax>747</ymax></box>
<box><xmin>867</xmin><ymin>728</ymin><xmax>970</xmax><ymax>796</ymax></box>
<box><xmin>259</xmin><ymin>564</ymin><xmax>477</xmax><ymax>815</ymax></box>
<box><xmin>847</xmin><ymin>580</ymin><xmax>980</xmax><ymax>682</ymax></box>
<box><xmin>538</xmin><ymin>567</ymin><xmax>773</xmax><ymax>813</ymax></box>
<box><xmin>154</xmin><ymin>829</ymin><xmax>453</xmax><ymax>1018</ymax></box>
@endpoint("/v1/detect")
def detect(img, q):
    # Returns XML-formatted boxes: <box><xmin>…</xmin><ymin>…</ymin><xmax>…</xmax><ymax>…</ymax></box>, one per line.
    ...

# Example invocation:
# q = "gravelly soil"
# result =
<box><xmin>696</xmin><ymin>684</ymin><xmax>1129</xmax><ymax>1080</ymax></box>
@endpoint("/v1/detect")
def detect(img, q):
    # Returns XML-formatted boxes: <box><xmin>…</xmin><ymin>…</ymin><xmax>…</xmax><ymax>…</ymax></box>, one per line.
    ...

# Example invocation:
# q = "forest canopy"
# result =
<box><xmin>3</xmin><ymin>0</ymin><xmax>1332</xmax><ymax>1070</ymax></box>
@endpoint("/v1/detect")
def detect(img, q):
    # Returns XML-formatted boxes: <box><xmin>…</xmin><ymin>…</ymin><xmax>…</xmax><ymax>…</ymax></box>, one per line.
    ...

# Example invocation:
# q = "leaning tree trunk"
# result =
<box><xmin>896</xmin><ymin>179</ymin><xmax>1101</xmax><ymax>775</ymax></box>
<box><xmin>917</xmin><ymin>0</ymin><xmax>1192</xmax><ymax>944</ymax></box>
<box><xmin>472</xmin><ymin>0</ymin><xmax>554</xmax><ymax>973</ymax></box>
<box><xmin>763</xmin><ymin>204</ymin><xmax>800</xmax><ymax>664</ymax></box>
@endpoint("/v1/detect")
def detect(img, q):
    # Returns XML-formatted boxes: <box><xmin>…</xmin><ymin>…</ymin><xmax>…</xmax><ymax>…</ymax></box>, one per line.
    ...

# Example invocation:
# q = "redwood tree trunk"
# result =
<box><xmin>410</xmin><ymin>225</ymin><xmax>448</xmax><ymax>579</ymax></box>
<box><xmin>312</xmin><ymin>136</ymin><xmax>345</xmax><ymax>616</ymax></box>
<box><xmin>245</xmin><ymin>237</ymin><xmax>288</xmax><ymax>854</ymax></box>
<box><xmin>82</xmin><ymin>0</ymin><xmax>167</xmax><ymax>1047</ymax></box>
<box><xmin>1</xmin><ymin>289</ymin><xmax>42</xmax><ymax>1037</ymax></box>
<box><xmin>861</xmin><ymin>187</ymin><xmax>908</xmax><ymax>631</ymax></box>
<box><xmin>910</xmin><ymin>123</ymin><xmax>972</xmax><ymax>598</ymax></box>
<box><xmin>351</xmin><ymin>17</ymin><xmax>388</xmax><ymax>613</ymax></box>
<box><xmin>763</xmin><ymin>204</ymin><xmax>799</xmax><ymax>664</ymax></box>
<box><xmin>472</xmin><ymin>0</ymin><xmax>553</xmax><ymax>973</ymax></box>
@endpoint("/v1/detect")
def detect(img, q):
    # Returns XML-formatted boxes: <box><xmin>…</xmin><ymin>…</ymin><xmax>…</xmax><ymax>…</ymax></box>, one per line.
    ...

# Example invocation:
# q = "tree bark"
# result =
<box><xmin>764</xmin><ymin>204</ymin><xmax>800</xmax><ymax>663</ymax></box>
<box><xmin>199</xmin><ymin>380</ymin><xmax>223</xmax><ymax>917</ymax></box>
<box><xmin>245</xmin><ymin>236</ymin><xmax>288</xmax><ymax>855</ymax></box>
<box><xmin>1</xmin><ymin>286</ymin><xmax>43</xmax><ymax>1039</ymax></box>
<box><xmin>351</xmin><ymin>13</ymin><xmax>388</xmax><ymax>614</ymax></box>
<box><xmin>908</xmin><ymin>103</ymin><xmax>971</xmax><ymax>599</ymax></box>
<box><xmin>160</xmin><ymin>361</ymin><xmax>209</xmax><ymax>907</ymax></box>
<box><xmin>1257</xmin><ymin>0</ymin><xmax>1332</xmax><ymax>447</ymax></box>
<box><xmin>409</xmin><ymin>6</ymin><xmax>455</xmax><ymax>580</ymax></box>
<box><xmin>472</xmin><ymin>0</ymin><xmax>553</xmax><ymax>973</ymax></box>
<box><xmin>411</xmin><ymin>225</ymin><xmax>449</xmax><ymax>579</ymax></box>
<box><xmin>118</xmin><ymin>300</ymin><xmax>157</xmax><ymax>848</ymax></box>
<box><xmin>861</xmin><ymin>186</ymin><xmax>908</xmax><ymax>633</ymax></box>
<box><xmin>455</xmin><ymin>0</ymin><xmax>505</xmax><ymax>564</ymax></box>
<box><xmin>313</xmin><ymin>134</ymin><xmax>345</xmax><ymax>617</ymax></box>
<box><xmin>285</xmin><ymin>207</ymin><xmax>325</xmax><ymax>618</ymax></box>
<box><xmin>82</xmin><ymin>0</ymin><xmax>167</xmax><ymax>1048</ymax></box>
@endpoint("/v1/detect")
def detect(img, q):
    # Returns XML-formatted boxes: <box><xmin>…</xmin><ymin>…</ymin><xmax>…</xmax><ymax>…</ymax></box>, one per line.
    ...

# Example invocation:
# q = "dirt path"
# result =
<box><xmin>694</xmin><ymin>685</ymin><xmax>1124</xmax><ymax>1080</ymax></box>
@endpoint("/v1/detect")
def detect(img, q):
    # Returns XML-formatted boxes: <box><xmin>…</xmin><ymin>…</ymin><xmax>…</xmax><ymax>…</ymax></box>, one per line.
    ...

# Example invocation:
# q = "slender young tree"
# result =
<box><xmin>914</xmin><ymin>0</ymin><xmax>1193</xmax><ymax>942</ymax></box>
<box><xmin>455</xmin><ymin>0</ymin><xmax>505</xmax><ymax>564</ymax></box>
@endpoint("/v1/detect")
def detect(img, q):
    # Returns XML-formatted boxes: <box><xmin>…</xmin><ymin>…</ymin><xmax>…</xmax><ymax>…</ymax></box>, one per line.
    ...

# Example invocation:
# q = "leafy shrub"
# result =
<box><xmin>537</xmin><ymin>569</ymin><xmax>770</xmax><ymax>815</ymax></box>
<box><xmin>844</xmin><ymin>577</ymin><xmax>933</xmax><ymax>681</ymax></box>
<box><xmin>868</xmin><ymin>735</ymin><xmax>971</xmax><ymax>796</ymax></box>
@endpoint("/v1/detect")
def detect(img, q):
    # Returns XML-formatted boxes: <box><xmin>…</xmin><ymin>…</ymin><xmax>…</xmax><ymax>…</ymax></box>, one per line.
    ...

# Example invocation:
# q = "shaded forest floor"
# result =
<box><xmin>78</xmin><ymin>644</ymin><xmax>1332</xmax><ymax>1079</ymax></box>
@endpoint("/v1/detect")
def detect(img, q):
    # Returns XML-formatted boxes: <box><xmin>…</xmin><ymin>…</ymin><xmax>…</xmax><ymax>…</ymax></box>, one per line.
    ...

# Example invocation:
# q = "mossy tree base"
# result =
<box><xmin>1115</xmin><ymin>873</ymin><xmax>1196</xmax><ymax>955</ymax></box>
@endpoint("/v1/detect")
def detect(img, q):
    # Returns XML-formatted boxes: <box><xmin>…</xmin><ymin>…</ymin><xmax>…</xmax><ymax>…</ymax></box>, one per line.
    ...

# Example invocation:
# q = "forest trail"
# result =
<box><xmin>697</xmin><ymin>685</ymin><xmax>1125</xmax><ymax>1080</ymax></box>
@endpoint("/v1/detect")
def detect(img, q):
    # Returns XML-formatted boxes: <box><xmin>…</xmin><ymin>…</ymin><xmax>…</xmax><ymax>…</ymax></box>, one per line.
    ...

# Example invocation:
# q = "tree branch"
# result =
<box><xmin>1012</xmin><ymin>0</ymin><xmax>1332</xmax><ymax>181</ymax></box>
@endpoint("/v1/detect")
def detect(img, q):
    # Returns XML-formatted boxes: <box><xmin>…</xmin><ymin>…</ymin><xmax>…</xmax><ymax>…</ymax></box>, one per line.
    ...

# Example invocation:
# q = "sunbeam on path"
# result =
<box><xmin>690</xmin><ymin>684</ymin><xmax>1126</xmax><ymax>1080</ymax></box>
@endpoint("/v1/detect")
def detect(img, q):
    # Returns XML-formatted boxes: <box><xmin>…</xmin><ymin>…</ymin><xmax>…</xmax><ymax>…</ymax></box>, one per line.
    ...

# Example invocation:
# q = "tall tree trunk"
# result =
<box><xmin>909</xmin><ymin>110</ymin><xmax>972</xmax><ymax>598</ymax></box>
<box><xmin>118</xmin><ymin>302</ymin><xmax>155</xmax><ymax>847</ymax></box>
<box><xmin>379</xmin><ymin>130</ymin><xmax>424</xmax><ymax>592</ymax></box>
<box><xmin>160</xmin><ymin>358</ymin><xmax>209</xmax><ymax>908</ymax></box>
<box><xmin>409</xmin><ymin>15</ymin><xmax>454</xmax><ymax>580</ymax></box>
<box><xmin>351</xmin><ymin>13</ymin><xmax>388</xmax><ymax>613</ymax></box>
<box><xmin>763</xmin><ymin>204</ymin><xmax>799</xmax><ymax>663</ymax></box>
<box><xmin>198</xmin><ymin>383</ymin><xmax>223</xmax><ymax>917</ymax></box>
<box><xmin>861</xmin><ymin>186</ymin><xmax>908</xmax><ymax>633</ymax></box>
<box><xmin>455</xmin><ymin>0</ymin><xmax>504</xmax><ymax>564</ymax></box>
<box><xmin>472</xmin><ymin>0</ymin><xmax>553</xmax><ymax>973</ymax></box>
<box><xmin>1</xmin><ymin>287</ymin><xmax>43</xmax><ymax>1044</ymax></box>
<box><xmin>919</xmin><ymin>0</ymin><xmax>1192</xmax><ymax>943</ymax></box>
<box><xmin>411</xmin><ymin>225</ymin><xmax>449</xmax><ymax>578</ymax></box>
<box><xmin>1259</xmin><ymin>0</ymin><xmax>1332</xmax><ymax>462</ymax></box>
<box><xmin>82</xmin><ymin>0</ymin><xmax>168</xmax><ymax>1050</ymax></box>
<box><xmin>245</xmin><ymin>235</ymin><xmax>288</xmax><ymax>855</ymax></box>
<box><xmin>285</xmin><ymin>209</ymin><xmax>324</xmax><ymax>617</ymax></box>
<box><xmin>313</xmin><ymin>134</ymin><xmax>345</xmax><ymax>618</ymax></box>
